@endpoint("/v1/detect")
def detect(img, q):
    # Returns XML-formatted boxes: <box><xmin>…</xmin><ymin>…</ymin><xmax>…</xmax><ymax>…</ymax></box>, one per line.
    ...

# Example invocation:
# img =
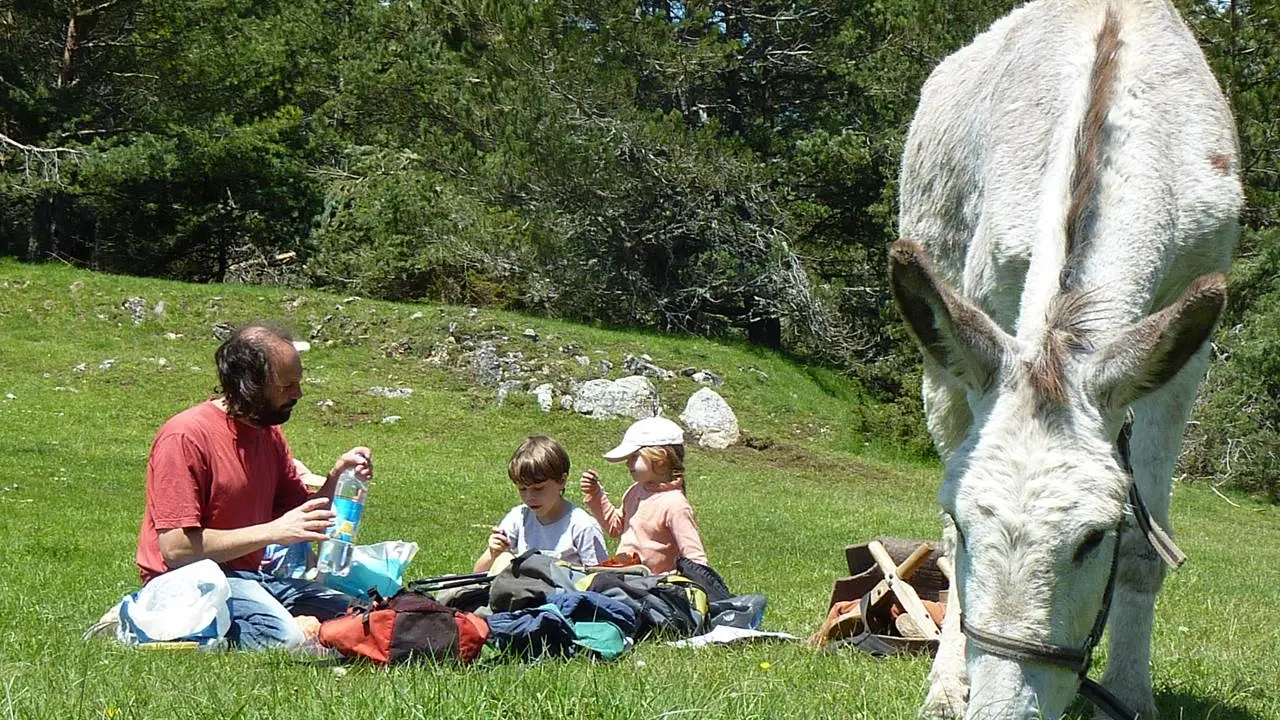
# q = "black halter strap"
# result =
<box><xmin>958</xmin><ymin>414</ymin><xmax>1184</xmax><ymax>720</ymax></box>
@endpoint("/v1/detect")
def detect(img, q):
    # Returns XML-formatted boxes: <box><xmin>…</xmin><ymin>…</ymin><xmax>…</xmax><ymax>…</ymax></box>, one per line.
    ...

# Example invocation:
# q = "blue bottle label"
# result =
<box><xmin>330</xmin><ymin>496</ymin><xmax>363</xmax><ymax>543</ymax></box>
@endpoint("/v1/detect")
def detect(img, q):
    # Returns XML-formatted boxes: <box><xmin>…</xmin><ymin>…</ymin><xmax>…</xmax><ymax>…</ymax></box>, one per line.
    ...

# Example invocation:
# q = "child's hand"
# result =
<box><xmin>579</xmin><ymin>469</ymin><xmax>601</xmax><ymax>496</ymax></box>
<box><xmin>487</xmin><ymin>526</ymin><xmax>510</xmax><ymax>555</ymax></box>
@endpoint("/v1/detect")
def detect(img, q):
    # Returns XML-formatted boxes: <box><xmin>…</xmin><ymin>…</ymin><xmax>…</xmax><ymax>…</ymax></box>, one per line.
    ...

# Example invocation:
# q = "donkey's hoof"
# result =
<box><xmin>920</xmin><ymin>681</ymin><xmax>968</xmax><ymax>719</ymax></box>
<box><xmin>1092</xmin><ymin>693</ymin><xmax>1157</xmax><ymax>720</ymax></box>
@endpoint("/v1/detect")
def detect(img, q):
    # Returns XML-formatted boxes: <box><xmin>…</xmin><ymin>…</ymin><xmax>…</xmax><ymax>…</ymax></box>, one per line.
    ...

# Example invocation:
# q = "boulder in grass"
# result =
<box><xmin>679</xmin><ymin>388</ymin><xmax>740</xmax><ymax>449</ymax></box>
<box><xmin>623</xmin><ymin>354</ymin><xmax>675</xmax><ymax>381</ymax></box>
<box><xmin>572</xmin><ymin>376</ymin><xmax>660</xmax><ymax>420</ymax></box>
<box><xmin>123</xmin><ymin>297</ymin><xmax>148</xmax><ymax>325</ymax></box>
<box><xmin>690</xmin><ymin>370</ymin><xmax>724</xmax><ymax>387</ymax></box>
<box><xmin>532</xmin><ymin>383</ymin><xmax>555</xmax><ymax>413</ymax></box>
<box><xmin>212</xmin><ymin>322</ymin><xmax>235</xmax><ymax>341</ymax></box>
<box><xmin>472</xmin><ymin>341</ymin><xmax>503</xmax><ymax>386</ymax></box>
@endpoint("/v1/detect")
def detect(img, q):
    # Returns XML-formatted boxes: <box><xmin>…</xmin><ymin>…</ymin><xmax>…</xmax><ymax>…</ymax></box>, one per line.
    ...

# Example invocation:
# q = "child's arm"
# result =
<box><xmin>667</xmin><ymin>502</ymin><xmax>708</xmax><ymax>566</ymax></box>
<box><xmin>473</xmin><ymin>525</ymin><xmax>511</xmax><ymax>573</ymax></box>
<box><xmin>579</xmin><ymin>469</ymin><xmax>625</xmax><ymax>538</ymax></box>
<box><xmin>575</xmin><ymin>521</ymin><xmax>610</xmax><ymax>566</ymax></box>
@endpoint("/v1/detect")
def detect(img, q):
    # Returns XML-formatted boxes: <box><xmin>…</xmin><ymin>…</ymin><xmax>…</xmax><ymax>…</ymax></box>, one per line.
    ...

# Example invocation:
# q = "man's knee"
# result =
<box><xmin>225</xmin><ymin>576</ymin><xmax>306</xmax><ymax>650</ymax></box>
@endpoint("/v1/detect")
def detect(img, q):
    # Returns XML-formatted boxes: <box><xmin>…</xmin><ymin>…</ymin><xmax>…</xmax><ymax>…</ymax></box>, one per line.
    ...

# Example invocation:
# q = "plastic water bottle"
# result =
<box><xmin>316</xmin><ymin>464</ymin><xmax>367</xmax><ymax>577</ymax></box>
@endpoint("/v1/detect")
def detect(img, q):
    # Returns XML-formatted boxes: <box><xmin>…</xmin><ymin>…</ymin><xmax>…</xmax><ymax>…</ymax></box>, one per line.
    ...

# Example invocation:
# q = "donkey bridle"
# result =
<box><xmin>956</xmin><ymin>416</ymin><xmax>1186</xmax><ymax>720</ymax></box>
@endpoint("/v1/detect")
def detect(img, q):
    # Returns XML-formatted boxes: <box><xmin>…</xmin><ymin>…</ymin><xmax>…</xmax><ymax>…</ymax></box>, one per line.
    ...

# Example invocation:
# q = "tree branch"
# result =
<box><xmin>0</xmin><ymin>133</ymin><xmax>84</xmax><ymax>155</ymax></box>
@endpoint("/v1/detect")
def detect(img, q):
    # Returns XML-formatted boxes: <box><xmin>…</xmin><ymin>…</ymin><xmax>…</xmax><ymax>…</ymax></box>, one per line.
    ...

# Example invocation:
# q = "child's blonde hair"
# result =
<box><xmin>508</xmin><ymin>436</ymin><xmax>570</xmax><ymax>486</ymax></box>
<box><xmin>636</xmin><ymin>444</ymin><xmax>686</xmax><ymax>492</ymax></box>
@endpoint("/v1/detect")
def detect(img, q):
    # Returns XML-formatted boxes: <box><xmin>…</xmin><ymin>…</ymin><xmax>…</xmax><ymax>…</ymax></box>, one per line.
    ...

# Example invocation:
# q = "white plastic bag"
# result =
<box><xmin>117</xmin><ymin>559</ymin><xmax>231</xmax><ymax>646</ymax></box>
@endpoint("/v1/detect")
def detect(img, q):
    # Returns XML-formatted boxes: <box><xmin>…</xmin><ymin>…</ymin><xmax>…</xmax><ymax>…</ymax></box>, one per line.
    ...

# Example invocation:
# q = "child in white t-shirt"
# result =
<box><xmin>474</xmin><ymin>436</ymin><xmax>608</xmax><ymax>572</ymax></box>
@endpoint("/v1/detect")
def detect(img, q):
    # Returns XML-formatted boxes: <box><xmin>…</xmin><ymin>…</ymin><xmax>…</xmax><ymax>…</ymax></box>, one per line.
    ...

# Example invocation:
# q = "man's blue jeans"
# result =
<box><xmin>224</xmin><ymin>570</ymin><xmax>350</xmax><ymax>650</ymax></box>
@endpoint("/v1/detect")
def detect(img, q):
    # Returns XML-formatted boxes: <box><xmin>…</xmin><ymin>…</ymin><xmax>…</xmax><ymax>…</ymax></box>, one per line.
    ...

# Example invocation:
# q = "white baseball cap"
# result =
<box><xmin>603</xmin><ymin>416</ymin><xmax>685</xmax><ymax>461</ymax></box>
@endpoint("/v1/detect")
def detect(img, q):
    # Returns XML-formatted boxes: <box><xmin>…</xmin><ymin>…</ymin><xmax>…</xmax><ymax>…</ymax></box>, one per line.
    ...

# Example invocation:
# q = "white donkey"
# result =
<box><xmin>891</xmin><ymin>1</ymin><xmax>1240</xmax><ymax>718</ymax></box>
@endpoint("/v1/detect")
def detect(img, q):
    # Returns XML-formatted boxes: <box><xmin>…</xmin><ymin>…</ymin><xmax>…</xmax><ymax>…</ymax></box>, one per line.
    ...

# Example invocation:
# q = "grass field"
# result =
<box><xmin>0</xmin><ymin>259</ymin><xmax>1276</xmax><ymax>719</ymax></box>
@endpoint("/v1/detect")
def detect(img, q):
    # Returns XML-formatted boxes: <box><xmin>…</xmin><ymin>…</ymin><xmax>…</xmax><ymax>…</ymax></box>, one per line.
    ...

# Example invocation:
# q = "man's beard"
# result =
<box><xmin>250</xmin><ymin>400</ymin><xmax>296</xmax><ymax>426</ymax></box>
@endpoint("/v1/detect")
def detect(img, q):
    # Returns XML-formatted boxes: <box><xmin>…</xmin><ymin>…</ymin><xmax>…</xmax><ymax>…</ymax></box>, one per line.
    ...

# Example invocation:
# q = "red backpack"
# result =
<box><xmin>318</xmin><ymin>590</ymin><xmax>488</xmax><ymax>665</ymax></box>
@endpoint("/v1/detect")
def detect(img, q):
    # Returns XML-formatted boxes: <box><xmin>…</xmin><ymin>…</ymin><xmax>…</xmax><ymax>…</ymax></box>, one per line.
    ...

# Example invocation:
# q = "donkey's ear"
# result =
<box><xmin>1089</xmin><ymin>273</ymin><xmax>1227</xmax><ymax>411</ymax></box>
<box><xmin>889</xmin><ymin>239</ymin><xmax>1011</xmax><ymax>392</ymax></box>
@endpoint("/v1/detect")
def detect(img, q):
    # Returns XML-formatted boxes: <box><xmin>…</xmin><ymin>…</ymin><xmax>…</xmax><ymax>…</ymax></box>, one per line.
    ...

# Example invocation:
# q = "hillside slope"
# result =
<box><xmin>1</xmin><ymin>260</ymin><xmax>1276</xmax><ymax>719</ymax></box>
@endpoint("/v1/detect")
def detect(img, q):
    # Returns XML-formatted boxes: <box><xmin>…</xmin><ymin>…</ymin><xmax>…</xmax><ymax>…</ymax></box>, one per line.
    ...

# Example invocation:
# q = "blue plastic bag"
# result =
<box><xmin>320</xmin><ymin>540</ymin><xmax>419</xmax><ymax>601</ymax></box>
<box><xmin>261</xmin><ymin>541</ymin><xmax>312</xmax><ymax>579</ymax></box>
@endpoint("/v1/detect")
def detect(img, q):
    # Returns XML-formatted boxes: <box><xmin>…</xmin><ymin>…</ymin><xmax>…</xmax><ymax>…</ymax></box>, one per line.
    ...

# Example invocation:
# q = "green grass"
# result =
<box><xmin>0</xmin><ymin>259</ymin><xmax>1276</xmax><ymax>719</ymax></box>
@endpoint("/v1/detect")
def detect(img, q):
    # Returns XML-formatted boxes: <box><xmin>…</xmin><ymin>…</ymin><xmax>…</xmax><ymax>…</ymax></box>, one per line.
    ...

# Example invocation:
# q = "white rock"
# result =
<box><xmin>292</xmin><ymin>340</ymin><xmax>311</xmax><ymax>353</ymax></box>
<box><xmin>122</xmin><ymin>297</ymin><xmax>148</xmax><ymax>325</ymax></box>
<box><xmin>381</xmin><ymin>415</ymin><xmax>403</xmax><ymax>424</ymax></box>
<box><xmin>531</xmin><ymin>383</ymin><xmax>555</xmax><ymax>412</ymax></box>
<box><xmin>680</xmin><ymin>388</ymin><xmax>740</xmax><ymax>449</ymax></box>
<box><xmin>471</xmin><ymin>342</ymin><xmax>502</xmax><ymax>386</ymax></box>
<box><xmin>98</xmin><ymin>359</ymin><xmax>116</xmax><ymax>370</ymax></box>
<box><xmin>623</xmin><ymin>353</ymin><xmax>675</xmax><ymax>380</ymax></box>
<box><xmin>572</xmin><ymin>376</ymin><xmax>660</xmax><ymax>420</ymax></box>
<box><xmin>73</xmin><ymin>363</ymin><xmax>87</xmax><ymax>373</ymax></box>
<box><xmin>691</xmin><ymin>370</ymin><xmax>725</xmax><ymax>387</ymax></box>
<box><xmin>368</xmin><ymin>387</ymin><xmax>413</xmax><ymax>399</ymax></box>
<box><xmin>410</xmin><ymin>312</ymin><xmax>424</xmax><ymax>320</ymax></box>
<box><xmin>316</xmin><ymin>399</ymin><xmax>335</xmax><ymax>408</ymax></box>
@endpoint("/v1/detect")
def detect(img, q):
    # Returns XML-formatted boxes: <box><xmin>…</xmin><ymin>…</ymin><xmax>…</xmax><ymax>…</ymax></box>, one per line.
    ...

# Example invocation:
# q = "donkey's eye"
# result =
<box><xmin>1073</xmin><ymin>529</ymin><xmax>1107</xmax><ymax>563</ymax></box>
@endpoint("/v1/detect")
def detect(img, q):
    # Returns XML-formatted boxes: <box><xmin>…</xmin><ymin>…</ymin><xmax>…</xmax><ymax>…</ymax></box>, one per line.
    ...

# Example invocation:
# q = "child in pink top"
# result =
<box><xmin>579</xmin><ymin>416</ymin><xmax>708</xmax><ymax>574</ymax></box>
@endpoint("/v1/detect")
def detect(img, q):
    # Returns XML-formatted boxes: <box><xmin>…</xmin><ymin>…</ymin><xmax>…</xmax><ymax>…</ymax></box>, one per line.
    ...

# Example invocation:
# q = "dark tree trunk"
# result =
<box><xmin>747</xmin><ymin>316</ymin><xmax>782</xmax><ymax>349</ymax></box>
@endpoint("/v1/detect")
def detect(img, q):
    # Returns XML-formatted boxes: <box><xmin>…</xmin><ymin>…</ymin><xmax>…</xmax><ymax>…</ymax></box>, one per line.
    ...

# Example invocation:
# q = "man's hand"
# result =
<box><xmin>579</xmin><ymin>469</ymin><xmax>601</xmax><ymax>496</ymax></box>
<box><xmin>329</xmin><ymin>446</ymin><xmax>373</xmax><ymax>483</ymax></box>
<box><xmin>269</xmin><ymin>497</ymin><xmax>335</xmax><ymax>545</ymax></box>
<box><xmin>487</xmin><ymin>526</ymin><xmax>511</xmax><ymax>556</ymax></box>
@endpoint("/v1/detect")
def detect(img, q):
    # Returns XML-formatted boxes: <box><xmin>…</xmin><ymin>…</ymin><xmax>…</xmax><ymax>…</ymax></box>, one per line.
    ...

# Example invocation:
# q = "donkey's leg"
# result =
<box><xmin>922</xmin><ymin>516</ymin><xmax>967</xmax><ymax>719</ymax></box>
<box><xmin>920</xmin><ymin>369</ymin><xmax>970</xmax><ymax>719</ymax></box>
<box><xmin>1099</xmin><ymin>347</ymin><xmax>1208</xmax><ymax>719</ymax></box>
<box><xmin>1101</xmin><ymin>523</ymin><xmax>1164</xmax><ymax>719</ymax></box>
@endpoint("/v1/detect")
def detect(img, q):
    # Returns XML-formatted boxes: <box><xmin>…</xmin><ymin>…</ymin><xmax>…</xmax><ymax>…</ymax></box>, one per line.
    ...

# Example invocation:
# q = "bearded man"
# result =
<box><xmin>135</xmin><ymin>323</ymin><xmax>371</xmax><ymax>649</ymax></box>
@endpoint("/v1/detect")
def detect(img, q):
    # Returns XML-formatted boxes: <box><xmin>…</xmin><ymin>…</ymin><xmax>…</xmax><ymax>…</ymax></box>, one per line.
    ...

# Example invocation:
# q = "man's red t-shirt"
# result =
<box><xmin>136</xmin><ymin>401</ymin><xmax>310</xmax><ymax>583</ymax></box>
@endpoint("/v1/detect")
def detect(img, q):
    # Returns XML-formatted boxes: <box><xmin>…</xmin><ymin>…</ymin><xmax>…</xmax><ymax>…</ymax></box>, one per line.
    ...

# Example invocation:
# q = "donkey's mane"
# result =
<box><xmin>1029</xmin><ymin>9</ymin><xmax>1122</xmax><ymax>406</ymax></box>
<box><xmin>1061</xmin><ymin>9</ymin><xmax>1121</xmax><ymax>294</ymax></box>
<box><xmin>1022</xmin><ymin>289</ymin><xmax>1107</xmax><ymax>406</ymax></box>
